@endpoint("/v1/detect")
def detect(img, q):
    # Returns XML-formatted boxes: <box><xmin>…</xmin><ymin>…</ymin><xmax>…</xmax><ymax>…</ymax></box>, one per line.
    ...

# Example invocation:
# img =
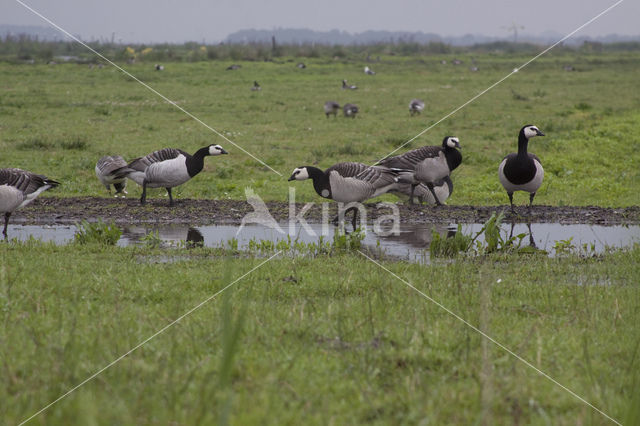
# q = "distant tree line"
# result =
<box><xmin>1</xmin><ymin>33</ymin><xmax>639</xmax><ymax>64</ymax></box>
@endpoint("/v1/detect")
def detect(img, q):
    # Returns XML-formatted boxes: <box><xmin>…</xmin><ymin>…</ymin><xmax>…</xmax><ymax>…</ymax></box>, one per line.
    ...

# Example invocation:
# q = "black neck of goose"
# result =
<box><xmin>306</xmin><ymin>167</ymin><xmax>330</xmax><ymax>197</ymax></box>
<box><xmin>186</xmin><ymin>147</ymin><xmax>209</xmax><ymax>177</ymax></box>
<box><xmin>517</xmin><ymin>131</ymin><xmax>530</xmax><ymax>158</ymax></box>
<box><xmin>444</xmin><ymin>146</ymin><xmax>462</xmax><ymax>171</ymax></box>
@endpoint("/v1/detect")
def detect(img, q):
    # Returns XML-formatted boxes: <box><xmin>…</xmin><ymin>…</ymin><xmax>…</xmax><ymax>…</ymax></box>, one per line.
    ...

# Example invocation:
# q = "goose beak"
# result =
<box><xmin>287</xmin><ymin>174</ymin><xmax>296</xmax><ymax>181</ymax></box>
<box><xmin>220</xmin><ymin>148</ymin><xmax>229</xmax><ymax>154</ymax></box>
<box><xmin>536</xmin><ymin>130</ymin><xmax>545</xmax><ymax>137</ymax></box>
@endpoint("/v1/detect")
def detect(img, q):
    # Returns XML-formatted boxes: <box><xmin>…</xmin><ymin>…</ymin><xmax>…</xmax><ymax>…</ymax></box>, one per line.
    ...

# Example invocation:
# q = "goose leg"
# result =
<box><xmin>529</xmin><ymin>192</ymin><xmax>536</xmax><ymax>209</ymax></box>
<box><xmin>507</xmin><ymin>192</ymin><xmax>514</xmax><ymax>213</ymax></box>
<box><xmin>140</xmin><ymin>180</ymin><xmax>148</xmax><ymax>205</ymax></box>
<box><xmin>167</xmin><ymin>187</ymin><xmax>174</xmax><ymax>206</ymax></box>
<box><xmin>426</xmin><ymin>183</ymin><xmax>442</xmax><ymax>206</ymax></box>
<box><xmin>3</xmin><ymin>212</ymin><xmax>10</xmax><ymax>238</ymax></box>
<box><xmin>350</xmin><ymin>207</ymin><xmax>358</xmax><ymax>230</ymax></box>
<box><xmin>408</xmin><ymin>184</ymin><xmax>417</xmax><ymax>205</ymax></box>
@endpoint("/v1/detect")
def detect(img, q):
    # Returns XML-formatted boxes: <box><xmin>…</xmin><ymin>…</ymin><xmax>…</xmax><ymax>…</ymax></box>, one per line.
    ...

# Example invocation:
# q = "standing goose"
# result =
<box><xmin>288</xmin><ymin>162</ymin><xmax>398</xmax><ymax>228</ymax></box>
<box><xmin>409</xmin><ymin>99</ymin><xmax>425</xmax><ymax>116</ymax></box>
<box><xmin>324</xmin><ymin>101</ymin><xmax>340</xmax><ymax>118</ymax></box>
<box><xmin>126</xmin><ymin>145</ymin><xmax>228</xmax><ymax>206</ymax></box>
<box><xmin>95</xmin><ymin>155</ymin><xmax>130</xmax><ymax>197</ymax></box>
<box><xmin>343</xmin><ymin>103</ymin><xmax>359</xmax><ymax>118</ymax></box>
<box><xmin>251</xmin><ymin>81</ymin><xmax>261</xmax><ymax>91</ymax></box>
<box><xmin>1</xmin><ymin>168</ymin><xmax>60</xmax><ymax>237</ymax></box>
<box><xmin>498</xmin><ymin>124</ymin><xmax>545</xmax><ymax>212</ymax></box>
<box><xmin>342</xmin><ymin>79</ymin><xmax>357</xmax><ymax>90</ymax></box>
<box><xmin>364</xmin><ymin>66</ymin><xmax>376</xmax><ymax>75</ymax></box>
<box><xmin>377</xmin><ymin>136</ymin><xmax>462</xmax><ymax>205</ymax></box>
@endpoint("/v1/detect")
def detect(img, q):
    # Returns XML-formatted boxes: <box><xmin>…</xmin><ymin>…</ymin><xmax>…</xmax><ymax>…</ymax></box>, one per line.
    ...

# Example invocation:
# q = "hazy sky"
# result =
<box><xmin>2</xmin><ymin>0</ymin><xmax>637</xmax><ymax>43</ymax></box>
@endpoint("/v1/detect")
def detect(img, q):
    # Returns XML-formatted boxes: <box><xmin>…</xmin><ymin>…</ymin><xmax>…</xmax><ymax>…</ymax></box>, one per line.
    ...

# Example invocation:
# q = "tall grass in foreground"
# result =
<box><xmin>0</xmin><ymin>240</ymin><xmax>638</xmax><ymax>424</ymax></box>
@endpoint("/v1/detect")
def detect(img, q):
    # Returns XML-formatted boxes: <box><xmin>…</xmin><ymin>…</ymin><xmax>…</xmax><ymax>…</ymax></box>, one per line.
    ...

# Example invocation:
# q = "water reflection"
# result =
<box><xmin>5</xmin><ymin>222</ymin><xmax>639</xmax><ymax>262</ymax></box>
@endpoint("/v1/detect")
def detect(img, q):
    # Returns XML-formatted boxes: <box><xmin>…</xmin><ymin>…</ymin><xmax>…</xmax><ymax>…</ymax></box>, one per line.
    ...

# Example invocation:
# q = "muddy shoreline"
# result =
<box><xmin>10</xmin><ymin>197</ymin><xmax>640</xmax><ymax>226</ymax></box>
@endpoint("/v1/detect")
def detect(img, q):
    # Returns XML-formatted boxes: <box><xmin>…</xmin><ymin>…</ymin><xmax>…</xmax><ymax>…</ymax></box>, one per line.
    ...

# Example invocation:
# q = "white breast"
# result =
<box><xmin>498</xmin><ymin>159</ymin><xmax>544</xmax><ymax>194</ymax></box>
<box><xmin>144</xmin><ymin>155</ymin><xmax>191</xmax><ymax>188</ymax></box>
<box><xmin>0</xmin><ymin>184</ymin><xmax>26</xmax><ymax>213</ymax></box>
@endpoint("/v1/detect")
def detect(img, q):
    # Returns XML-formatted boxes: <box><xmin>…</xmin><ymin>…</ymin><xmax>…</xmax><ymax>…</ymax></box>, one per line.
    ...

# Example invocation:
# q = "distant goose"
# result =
<box><xmin>95</xmin><ymin>155</ymin><xmax>130</xmax><ymax>197</ymax></box>
<box><xmin>288</xmin><ymin>162</ymin><xmax>398</xmax><ymax>228</ymax></box>
<box><xmin>155</xmin><ymin>64</ymin><xmax>164</xmax><ymax>71</ymax></box>
<box><xmin>0</xmin><ymin>168</ymin><xmax>59</xmax><ymax>237</ymax></box>
<box><xmin>390</xmin><ymin>176</ymin><xmax>453</xmax><ymax>205</ymax></box>
<box><xmin>498</xmin><ymin>124</ymin><xmax>545</xmax><ymax>212</ymax></box>
<box><xmin>364</xmin><ymin>66</ymin><xmax>376</xmax><ymax>75</ymax></box>
<box><xmin>251</xmin><ymin>81</ymin><xmax>261</xmax><ymax>91</ymax></box>
<box><xmin>324</xmin><ymin>101</ymin><xmax>340</xmax><ymax>118</ymax></box>
<box><xmin>297</xmin><ymin>62</ymin><xmax>306</xmax><ymax>69</ymax></box>
<box><xmin>126</xmin><ymin>145</ymin><xmax>228</xmax><ymax>206</ymax></box>
<box><xmin>226</xmin><ymin>64</ymin><xmax>241</xmax><ymax>70</ymax></box>
<box><xmin>409</xmin><ymin>99</ymin><xmax>425</xmax><ymax>116</ymax></box>
<box><xmin>377</xmin><ymin>136</ymin><xmax>462</xmax><ymax>205</ymax></box>
<box><xmin>342</xmin><ymin>79</ymin><xmax>357</xmax><ymax>90</ymax></box>
<box><xmin>343</xmin><ymin>103</ymin><xmax>359</xmax><ymax>118</ymax></box>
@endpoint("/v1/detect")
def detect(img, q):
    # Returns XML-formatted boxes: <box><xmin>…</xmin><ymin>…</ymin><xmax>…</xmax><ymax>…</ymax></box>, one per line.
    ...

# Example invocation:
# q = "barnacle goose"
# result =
<box><xmin>126</xmin><ymin>145</ymin><xmax>228</xmax><ymax>206</ymax></box>
<box><xmin>377</xmin><ymin>136</ymin><xmax>462</xmax><ymax>205</ymax></box>
<box><xmin>0</xmin><ymin>168</ymin><xmax>60</xmax><ymax>237</ymax></box>
<box><xmin>251</xmin><ymin>81</ymin><xmax>261</xmax><ymax>91</ymax></box>
<box><xmin>342</xmin><ymin>79</ymin><xmax>357</xmax><ymax>90</ymax></box>
<box><xmin>409</xmin><ymin>99</ymin><xmax>425</xmax><ymax>116</ymax></box>
<box><xmin>95</xmin><ymin>155</ymin><xmax>130</xmax><ymax>197</ymax></box>
<box><xmin>343</xmin><ymin>103</ymin><xmax>359</xmax><ymax>118</ymax></box>
<box><xmin>324</xmin><ymin>101</ymin><xmax>340</xmax><ymax>118</ymax></box>
<box><xmin>498</xmin><ymin>124</ymin><xmax>545</xmax><ymax>212</ymax></box>
<box><xmin>288</xmin><ymin>162</ymin><xmax>398</xmax><ymax>228</ymax></box>
<box><xmin>364</xmin><ymin>66</ymin><xmax>376</xmax><ymax>75</ymax></box>
<box><xmin>390</xmin><ymin>176</ymin><xmax>453</xmax><ymax>205</ymax></box>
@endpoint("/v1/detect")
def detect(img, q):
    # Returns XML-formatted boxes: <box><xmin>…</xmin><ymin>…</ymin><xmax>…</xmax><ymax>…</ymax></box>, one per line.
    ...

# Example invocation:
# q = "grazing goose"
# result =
<box><xmin>251</xmin><ymin>81</ymin><xmax>261</xmax><ymax>91</ymax></box>
<box><xmin>95</xmin><ymin>155</ymin><xmax>130</xmax><ymax>197</ymax></box>
<box><xmin>155</xmin><ymin>64</ymin><xmax>164</xmax><ymax>71</ymax></box>
<box><xmin>288</xmin><ymin>162</ymin><xmax>398</xmax><ymax>228</ymax></box>
<box><xmin>343</xmin><ymin>103</ymin><xmax>359</xmax><ymax>118</ymax></box>
<box><xmin>377</xmin><ymin>136</ymin><xmax>462</xmax><ymax>205</ymax></box>
<box><xmin>0</xmin><ymin>168</ymin><xmax>60</xmax><ymax>237</ymax></box>
<box><xmin>342</xmin><ymin>79</ymin><xmax>357</xmax><ymax>90</ymax></box>
<box><xmin>324</xmin><ymin>101</ymin><xmax>340</xmax><ymax>118</ymax></box>
<box><xmin>126</xmin><ymin>145</ymin><xmax>228</xmax><ymax>206</ymax></box>
<box><xmin>409</xmin><ymin>99</ymin><xmax>425</xmax><ymax>116</ymax></box>
<box><xmin>498</xmin><ymin>124</ymin><xmax>545</xmax><ymax>212</ymax></box>
<box><xmin>364</xmin><ymin>66</ymin><xmax>376</xmax><ymax>75</ymax></box>
<box><xmin>390</xmin><ymin>176</ymin><xmax>453</xmax><ymax>205</ymax></box>
<box><xmin>297</xmin><ymin>62</ymin><xmax>306</xmax><ymax>69</ymax></box>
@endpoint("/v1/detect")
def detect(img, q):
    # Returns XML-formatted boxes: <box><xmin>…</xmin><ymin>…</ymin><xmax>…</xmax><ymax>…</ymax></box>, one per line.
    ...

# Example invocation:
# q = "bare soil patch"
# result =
<box><xmin>11</xmin><ymin>197</ymin><xmax>640</xmax><ymax>226</ymax></box>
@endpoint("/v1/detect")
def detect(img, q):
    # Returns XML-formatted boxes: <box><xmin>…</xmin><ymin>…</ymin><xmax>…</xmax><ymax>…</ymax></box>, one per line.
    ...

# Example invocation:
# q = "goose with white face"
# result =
<box><xmin>209</xmin><ymin>144</ymin><xmax>228</xmax><ymax>155</ymax></box>
<box><xmin>523</xmin><ymin>125</ymin><xmax>545</xmax><ymax>139</ymax></box>
<box><xmin>288</xmin><ymin>167</ymin><xmax>310</xmax><ymax>181</ymax></box>
<box><xmin>445</xmin><ymin>136</ymin><xmax>461</xmax><ymax>149</ymax></box>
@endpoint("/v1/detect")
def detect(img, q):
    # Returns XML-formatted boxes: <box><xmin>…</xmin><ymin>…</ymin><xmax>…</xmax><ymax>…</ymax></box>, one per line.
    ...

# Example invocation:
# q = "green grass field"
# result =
<box><xmin>1</xmin><ymin>50</ymin><xmax>639</xmax><ymax>206</ymax></box>
<box><xmin>1</xmin><ymin>49</ymin><xmax>640</xmax><ymax>425</ymax></box>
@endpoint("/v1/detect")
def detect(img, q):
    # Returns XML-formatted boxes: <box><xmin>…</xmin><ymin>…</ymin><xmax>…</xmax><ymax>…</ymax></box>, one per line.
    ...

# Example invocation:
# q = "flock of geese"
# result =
<box><xmin>1</xmin><ymin>124</ymin><xmax>545</xmax><ymax>236</ymax></box>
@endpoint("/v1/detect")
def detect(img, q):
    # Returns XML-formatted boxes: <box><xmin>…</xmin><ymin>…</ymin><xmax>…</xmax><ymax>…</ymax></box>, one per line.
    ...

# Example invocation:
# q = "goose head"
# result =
<box><xmin>442</xmin><ymin>136</ymin><xmax>461</xmax><ymax>149</ymax></box>
<box><xmin>288</xmin><ymin>167</ymin><xmax>310</xmax><ymax>181</ymax></box>
<box><xmin>208</xmin><ymin>144</ymin><xmax>228</xmax><ymax>155</ymax></box>
<box><xmin>521</xmin><ymin>124</ymin><xmax>545</xmax><ymax>139</ymax></box>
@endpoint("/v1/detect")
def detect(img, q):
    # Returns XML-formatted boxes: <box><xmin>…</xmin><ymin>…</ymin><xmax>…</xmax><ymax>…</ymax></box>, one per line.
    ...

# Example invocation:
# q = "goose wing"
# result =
<box><xmin>325</xmin><ymin>162</ymin><xmax>369</xmax><ymax>178</ymax></box>
<box><xmin>0</xmin><ymin>168</ymin><xmax>59</xmax><ymax>194</ymax></box>
<box><xmin>128</xmin><ymin>148</ymin><xmax>187</xmax><ymax>171</ymax></box>
<box><xmin>377</xmin><ymin>145</ymin><xmax>442</xmax><ymax>169</ymax></box>
<box><xmin>354</xmin><ymin>165</ymin><xmax>398</xmax><ymax>188</ymax></box>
